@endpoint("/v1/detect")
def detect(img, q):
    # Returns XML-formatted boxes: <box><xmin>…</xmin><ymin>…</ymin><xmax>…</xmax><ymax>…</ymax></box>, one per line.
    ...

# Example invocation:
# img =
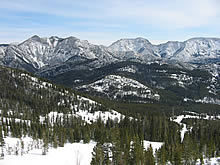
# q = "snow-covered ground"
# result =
<box><xmin>169</xmin><ymin>73</ymin><xmax>193</xmax><ymax>88</ymax></box>
<box><xmin>143</xmin><ymin>141</ymin><xmax>163</xmax><ymax>154</ymax></box>
<box><xmin>195</xmin><ymin>96</ymin><xmax>220</xmax><ymax>105</ymax></box>
<box><xmin>1</xmin><ymin>136</ymin><xmax>219</xmax><ymax>165</ymax></box>
<box><xmin>40</xmin><ymin>109</ymin><xmax>127</xmax><ymax>125</ymax></box>
<box><xmin>1</xmin><ymin>137</ymin><xmax>164</xmax><ymax>165</ymax></box>
<box><xmin>1</xmin><ymin>138</ymin><xmax>96</xmax><ymax>165</ymax></box>
<box><xmin>196</xmin><ymin>157</ymin><xmax>220</xmax><ymax>165</ymax></box>
<box><xmin>117</xmin><ymin>65</ymin><xmax>137</xmax><ymax>73</ymax></box>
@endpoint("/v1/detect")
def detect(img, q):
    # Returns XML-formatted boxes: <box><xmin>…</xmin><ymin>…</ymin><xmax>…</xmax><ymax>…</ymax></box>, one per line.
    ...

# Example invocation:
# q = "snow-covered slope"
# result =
<box><xmin>109</xmin><ymin>37</ymin><xmax>152</xmax><ymax>52</ymax></box>
<box><xmin>17</xmin><ymin>35</ymin><xmax>55</xmax><ymax>68</ymax></box>
<box><xmin>17</xmin><ymin>72</ymin><xmax>127</xmax><ymax>124</ymax></box>
<box><xmin>0</xmin><ymin>66</ymin><xmax>128</xmax><ymax>127</ymax></box>
<box><xmin>158</xmin><ymin>41</ymin><xmax>184</xmax><ymax>58</ymax></box>
<box><xmin>169</xmin><ymin>38</ymin><xmax>220</xmax><ymax>62</ymax></box>
<box><xmin>108</xmin><ymin>37</ymin><xmax>220</xmax><ymax>63</ymax></box>
<box><xmin>1</xmin><ymin>36</ymin><xmax>220</xmax><ymax>75</ymax></box>
<box><xmin>0</xmin><ymin>45</ymin><xmax>8</xmax><ymax>59</ymax></box>
<box><xmin>108</xmin><ymin>37</ymin><xmax>160</xmax><ymax>61</ymax></box>
<box><xmin>1</xmin><ymin>138</ymin><xmax>96</xmax><ymax>165</ymax></box>
<box><xmin>77</xmin><ymin>75</ymin><xmax>160</xmax><ymax>102</ymax></box>
<box><xmin>0</xmin><ymin>35</ymin><xmax>118</xmax><ymax>74</ymax></box>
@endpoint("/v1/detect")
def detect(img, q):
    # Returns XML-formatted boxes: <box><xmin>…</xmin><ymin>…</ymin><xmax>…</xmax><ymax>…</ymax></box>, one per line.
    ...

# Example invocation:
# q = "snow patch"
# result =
<box><xmin>143</xmin><ymin>140</ymin><xmax>164</xmax><ymax>154</ymax></box>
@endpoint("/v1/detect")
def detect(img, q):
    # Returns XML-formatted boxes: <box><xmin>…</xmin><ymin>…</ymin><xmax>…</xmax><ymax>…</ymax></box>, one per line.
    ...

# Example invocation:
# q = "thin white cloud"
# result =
<box><xmin>0</xmin><ymin>0</ymin><xmax>113</xmax><ymax>20</ymax></box>
<box><xmin>0</xmin><ymin>0</ymin><xmax>219</xmax><ymax>45</ymax></box>
<box><xmin>1</xmin><ymin>0</ymin><xmax>219</xmax><ymax>28</ymax></box>
<box><xmin>109</xmin><ymin>0</ymin><xmax>220</xmax><ymax>28</ymax></box>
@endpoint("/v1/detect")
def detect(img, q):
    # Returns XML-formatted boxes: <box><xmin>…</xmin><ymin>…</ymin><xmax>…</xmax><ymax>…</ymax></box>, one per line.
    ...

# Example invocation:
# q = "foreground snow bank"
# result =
<box><xmin>0</xmin><ymin>141</ymin><xmax>96</xmax><ymax>165</ymax></box>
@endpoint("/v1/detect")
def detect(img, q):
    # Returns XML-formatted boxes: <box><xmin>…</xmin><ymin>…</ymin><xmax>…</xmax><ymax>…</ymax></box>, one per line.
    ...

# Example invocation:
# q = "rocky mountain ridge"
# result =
<box><xmin>0</xmin><ymin>35</ymin><xmax>219</xmax><ymax>74</ymax></box>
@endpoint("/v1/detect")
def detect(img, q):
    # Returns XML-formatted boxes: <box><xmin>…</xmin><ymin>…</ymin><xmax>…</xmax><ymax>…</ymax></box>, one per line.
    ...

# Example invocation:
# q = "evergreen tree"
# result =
<box><xmin>145</xmin><ymin>145</ymin><xmax>155</xmax><ymax>165</ymax></box>
<box><xmin>42</xmin><ymin>130</ymin><xmax>49</xmax><ymax>155</ymax></box>
<box><xmin>91</xmin><ymin>143</ymin><xmax>104</xmax><ymax>165</ymax></box>
<box><xmin>130</xmin><ymin>135</ymin><xmax>145</xmax><ymax>165</ymax></box>
<box><xmin>173</xmin><ymin>145</ymin><xmax>182</xmax><ymax>165</ymax></box>
<box><xmin>0</xmin><ymin>126</ymin><xmax>5</xmax><ymax>159</ymax></box>
<box><xmin>156</xmin><ymin>145</ymin><xmax>167</xmax><ymax>165</ymax></box>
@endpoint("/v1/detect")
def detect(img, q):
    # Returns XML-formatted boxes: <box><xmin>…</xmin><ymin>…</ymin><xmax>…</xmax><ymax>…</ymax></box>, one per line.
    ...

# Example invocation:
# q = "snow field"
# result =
<box><xmin>1</xmin><ymin>139</ymin><xmax>96</xmax><ymax>165</ymax></box>
<box><xmin>1</xmin><ymin>137</ymin><xmax>164</xmax><ymax>165</ymax></box>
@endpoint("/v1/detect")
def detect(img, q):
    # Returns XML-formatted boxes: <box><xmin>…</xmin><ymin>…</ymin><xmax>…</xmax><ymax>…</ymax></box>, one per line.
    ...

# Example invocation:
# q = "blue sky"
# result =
<box><xmin>0</xmin><ymin>0</ymin><xmax>219</xmax><ymax>45</ymax></box>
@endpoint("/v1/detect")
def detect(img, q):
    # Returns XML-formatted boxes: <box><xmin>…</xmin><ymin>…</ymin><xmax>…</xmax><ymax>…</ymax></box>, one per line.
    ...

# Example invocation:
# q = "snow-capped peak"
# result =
<box><xmin>109</xmin><ymin>37</ymin><xmax>152</xmax><ymax>52</ymax></box>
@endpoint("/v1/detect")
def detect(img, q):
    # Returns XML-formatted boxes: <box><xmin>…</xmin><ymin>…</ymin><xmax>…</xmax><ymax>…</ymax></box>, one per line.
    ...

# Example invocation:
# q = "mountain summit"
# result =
<box><xmin>0</xmin><ymin>36</ymin><xmax>219</xmax><ymax>75</ymax></box>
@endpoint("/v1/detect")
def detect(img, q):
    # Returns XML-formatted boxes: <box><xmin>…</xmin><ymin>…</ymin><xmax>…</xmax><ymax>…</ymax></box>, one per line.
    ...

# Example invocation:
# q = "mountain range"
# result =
<box><xmin>0</xmin><ymin>35</ymin><xmax>220</xmax><ymax>72</ymax></box>
<box><xmin>0</xmin><ymin>35</ymin><xmax>219</xmax><ymax>104</ymax></box>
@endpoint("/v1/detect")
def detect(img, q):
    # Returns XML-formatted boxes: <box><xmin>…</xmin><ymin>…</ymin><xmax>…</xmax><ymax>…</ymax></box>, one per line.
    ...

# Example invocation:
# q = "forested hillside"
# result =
<box><xmin>0</xmin><ymin>66</ymin><xmax>220</xmax><ymax>164</ymax></box>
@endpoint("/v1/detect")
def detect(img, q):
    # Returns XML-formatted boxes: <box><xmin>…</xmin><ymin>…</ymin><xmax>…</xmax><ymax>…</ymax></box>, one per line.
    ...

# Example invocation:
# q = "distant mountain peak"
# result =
<box><xmin>49</xmin><ymin>36</ymin><xmax>60</xmax><ymax>40</ymax></box>
<box><xmin>111</xmin><ymin>37</ymin><xmax>151</xmax><ymax>45</ymax></box>
<box><xmin>30</xmin><ymin>35</ymin><xmax>42</xmax><ymax>41</ymax></box>
<box><xmin>186</xmin><ymin>37</ymin><xmax>220</xmax><ymax>41</ymax></box>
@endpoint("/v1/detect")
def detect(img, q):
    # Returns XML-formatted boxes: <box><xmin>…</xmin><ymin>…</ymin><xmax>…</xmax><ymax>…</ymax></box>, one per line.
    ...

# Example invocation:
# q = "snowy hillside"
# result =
<box><xmin>77</xmin><ymin>75</ymin><xmax>160</xmax><ymax>102</ymax></box>
<box><xmin>3</xmin><ymin>69</ymin><xmax>126</xmax><ymax>124</ymax></box>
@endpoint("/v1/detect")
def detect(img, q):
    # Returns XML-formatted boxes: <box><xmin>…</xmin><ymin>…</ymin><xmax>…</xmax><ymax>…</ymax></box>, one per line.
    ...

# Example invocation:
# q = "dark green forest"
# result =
<box><xmin>0</xmin><ymin>66</ymin><xmax>220</xmax><ymax>164</ymax></box>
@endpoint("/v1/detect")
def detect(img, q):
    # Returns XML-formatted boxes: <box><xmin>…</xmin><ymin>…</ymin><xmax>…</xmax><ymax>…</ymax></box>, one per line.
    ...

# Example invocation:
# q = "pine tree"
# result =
<box><xmin>173</xmin><ymin>145</ymin><xmax>182</xmax><ymax>165</ymax></box>
<box><xmin>130</xmin><ymin>135</ymin><xmax>145</xmax><ymax>165</ymax></box>
<box><xmin>91</xmin><ymin>143</ymin><xmax>104</xmax><ymax>165</ymax></box>
<box><xmin>111</xmin><ymin>129</ymin><xmax>122</xmax><ymax>165</ymax></box>
<box><xmin>0</xmin><ymin>126</ymin><xmax>5</xmax><ymax>159</ymax></box>
<box><xmin>103</xmin><ymin>143</ymin><xmax>111</xmax><ymax>165</ymax></box>
<box><xmin>156</xmin><ymin>145</ymin><xmax>166</xmax><ymax>165</ymax></box>
<box><xmin>145</xmin><ymin>145</ymin><xmax>155</xmax><ymax>165</ymax></box>
<box><xmin>42</xmin><ymin>130</ymin><xmax>49</xmax><ymax>155</ymax></box>
<box><xmin>182</xmin><ymin>133</ymin><xmax>194</xmax><ymax>165</ymax></box>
